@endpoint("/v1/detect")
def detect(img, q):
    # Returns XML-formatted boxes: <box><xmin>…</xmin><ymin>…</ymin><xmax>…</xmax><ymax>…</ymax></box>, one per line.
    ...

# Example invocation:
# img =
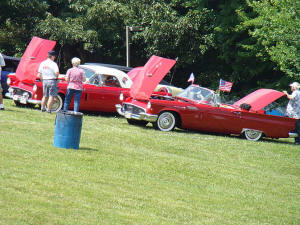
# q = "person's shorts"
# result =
<box><xmin>43</xmin><ymin>80</ymin><xmax>58</xmax><ymax>97</ymax></box>
<box><xmin>0</xmin><ymin>82</ymin><xmax>2</xmax><ymax>93</ymax></box>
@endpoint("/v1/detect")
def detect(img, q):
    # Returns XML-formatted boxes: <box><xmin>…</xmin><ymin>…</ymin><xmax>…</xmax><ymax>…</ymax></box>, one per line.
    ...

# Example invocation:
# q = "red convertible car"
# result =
<box><xmin>116</xmin><ymin>57</ymin><xmax>297</xmax><ymax>141</ymax></box>
<box><xmin>7</xmin><ymin>37</ymin><xmax>180</xmax><ymax>112</ymax></box>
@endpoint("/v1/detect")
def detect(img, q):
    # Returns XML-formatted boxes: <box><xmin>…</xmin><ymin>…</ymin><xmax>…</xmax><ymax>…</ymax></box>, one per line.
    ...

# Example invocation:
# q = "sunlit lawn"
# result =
<box><xmin>0</xmin><ymin>99</ymin><xmax>299</xmax><ymax>225</ymax></box>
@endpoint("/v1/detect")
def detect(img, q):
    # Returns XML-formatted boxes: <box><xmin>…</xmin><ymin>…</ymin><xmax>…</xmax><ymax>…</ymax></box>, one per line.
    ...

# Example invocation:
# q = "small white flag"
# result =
<box><xmin>188</xmin><ymin>73</ymin><xmax>195</xmax><ymax>84</ymax></box>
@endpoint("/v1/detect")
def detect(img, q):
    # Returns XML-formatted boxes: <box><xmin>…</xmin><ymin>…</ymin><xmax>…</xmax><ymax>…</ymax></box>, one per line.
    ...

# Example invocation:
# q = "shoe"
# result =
<box><xmin>0</xmin><ymin>104</ymin><xmax>4</xmax><ymax>110</ymax></box>
<box><xmin>0</xmin><ymin>107</ymin><xmax>4</xmax><ymax>110</ymax></box>
<box><xmin>46</xmin><ymin>109</ymin><xmax>52</xmax><ymax>113</ymax></box>
<box><xmin>41</xmin><ymin>108</ymin><xmax>46</xmax><ymax>112</ymax></box>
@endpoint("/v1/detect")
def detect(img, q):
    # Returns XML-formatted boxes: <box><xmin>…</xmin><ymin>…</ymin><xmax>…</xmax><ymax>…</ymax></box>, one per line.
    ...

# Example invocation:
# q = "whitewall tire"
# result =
<box><xmin>243</xmin><ymin>129</ymin><xmax>263</xmax><ymax>141</ymax></box>
<box><xmin>156</xmin><ymin>111</ymin><xmax>176</xmax><ymax>132</ymax></box>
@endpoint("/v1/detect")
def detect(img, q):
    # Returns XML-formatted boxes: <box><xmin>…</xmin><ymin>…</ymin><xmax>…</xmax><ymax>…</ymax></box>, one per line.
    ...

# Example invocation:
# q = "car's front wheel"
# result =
<box><xmin>155</xmin><ymin>111</ymin><xmax>176</xmax><ymax>132</ymax></box>
<box><xmin>243</xmin><ymin>129</ymin><xmax>263</xmax><ymax>141</ymax></box>
<box><xmin>49</xmin><ymin>94</ymin><xmax>64</xmax><ymax>112</ymax></box>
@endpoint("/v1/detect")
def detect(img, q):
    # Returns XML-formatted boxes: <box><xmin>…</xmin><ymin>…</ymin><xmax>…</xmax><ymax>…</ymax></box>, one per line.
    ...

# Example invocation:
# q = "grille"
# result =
<box><xmin>12</xmin><ymin>88</ymin><xmax>32</xmax><ymax>98</ymax></box>
<box><xmin>123</xmin><ymin>103</ymin><xmax>145</xmax><ymax>115</ymax></box>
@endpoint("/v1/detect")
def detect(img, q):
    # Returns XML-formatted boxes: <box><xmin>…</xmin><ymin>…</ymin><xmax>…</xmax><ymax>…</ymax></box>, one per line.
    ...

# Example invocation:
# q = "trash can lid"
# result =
<box><xmin>58</xmin><ymin>110</ymin><xmax>83</xmax><ymax>117</ymax></box>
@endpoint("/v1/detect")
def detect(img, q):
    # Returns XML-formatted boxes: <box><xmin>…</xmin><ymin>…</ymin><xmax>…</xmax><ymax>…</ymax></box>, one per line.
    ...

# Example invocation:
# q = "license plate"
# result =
<box><xmin>125</xmin><ymin>112</ymin><xmax>132</xmax><ymax>119</ymax></box>
<box><xmin>13</xmin><ymin>95</ymin><xmax>19</xmax><ymax>101</ymax></box>
<box><xmin>20</xmin><ymin>97</ymin><xmax>27</xmax><ymax>104</ymax></box>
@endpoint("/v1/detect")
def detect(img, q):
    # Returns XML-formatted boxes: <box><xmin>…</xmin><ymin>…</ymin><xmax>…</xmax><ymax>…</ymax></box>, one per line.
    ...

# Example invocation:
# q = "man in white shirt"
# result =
<box><xmin>283</xmin><ymin>82</ymin><xmax>300</xmax><ymax>144</ymax></box>
<box><xmin>38</xmin><ymin>51</ymin><xmax>59</xmax><ymax>112</ymax></box>
<box><xmin>0</xmin><ymin>53</ymin><xmax>6</xmax><ymax>110</ymax></box>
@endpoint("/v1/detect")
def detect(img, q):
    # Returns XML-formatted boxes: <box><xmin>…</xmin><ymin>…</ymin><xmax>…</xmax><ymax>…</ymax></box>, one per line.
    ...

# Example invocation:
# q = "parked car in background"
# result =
<box><xmin>116</xmin><ymin>56</ymin><xmax>296</xmax><ymax>141</ymax></box>
<box><xmin>7</xmin><ymin>37</ymin><xmax>180</xmax><ymax>112</ymax></box>
<box><xmin>1</xmin><ymin>55</ymin><xmax>20</xmax><ymax>96</ymax></box>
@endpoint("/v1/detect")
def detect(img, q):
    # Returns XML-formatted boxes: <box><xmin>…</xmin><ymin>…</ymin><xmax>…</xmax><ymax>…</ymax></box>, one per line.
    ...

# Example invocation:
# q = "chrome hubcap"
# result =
<box><xmin>244</xmin><ymin>129</ymin><xmax>262</xmax><ymax>141</ymax></box>
<box><xmin>158</xmin><ymin>112</ymin><xmax>175</xmax><ymax>131</ymax></box>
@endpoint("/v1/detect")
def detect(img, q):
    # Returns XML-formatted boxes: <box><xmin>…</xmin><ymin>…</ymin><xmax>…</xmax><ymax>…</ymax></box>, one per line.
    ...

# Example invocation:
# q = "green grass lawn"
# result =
<box><xmin>0</xmin><ymin>99</ymin><xmax>299</xmax><ymax>225</ymax></box>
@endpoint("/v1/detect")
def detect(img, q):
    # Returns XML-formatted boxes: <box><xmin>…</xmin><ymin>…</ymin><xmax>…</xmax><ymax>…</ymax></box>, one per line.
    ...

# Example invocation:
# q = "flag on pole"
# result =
<box><xmin>219</xmin><ymin>79</ymin><xmax>233</xmax><ymax>92</ymax></box>
<box><xmin>187</xmin><ymin>73</ymin><xmax>195</xmax><ymax>84</ymax></box>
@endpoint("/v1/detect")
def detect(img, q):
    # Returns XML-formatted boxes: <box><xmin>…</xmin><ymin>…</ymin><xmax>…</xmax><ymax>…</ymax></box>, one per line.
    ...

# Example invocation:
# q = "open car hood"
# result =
<box><xmin>233</xmin><ymin>89</ymin><xmax>285</xmax><ymax>111</ymax></box>
<box><xmin>16</xmin><ymin>36</ymin><xmax>56</xmax><ymax>83</ymax></box>
<box><xmin>129</xmin><ymin>56</ymin><xmax>176</xmax><ymax>100</ymax></box>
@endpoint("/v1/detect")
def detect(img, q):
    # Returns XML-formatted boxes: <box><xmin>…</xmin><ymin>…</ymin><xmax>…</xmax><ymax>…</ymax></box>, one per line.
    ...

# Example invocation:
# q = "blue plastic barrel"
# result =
<box><xmin>53</xmin><ymin>111</ymin><xmax>83</xmax><ymax>149</ymax></box>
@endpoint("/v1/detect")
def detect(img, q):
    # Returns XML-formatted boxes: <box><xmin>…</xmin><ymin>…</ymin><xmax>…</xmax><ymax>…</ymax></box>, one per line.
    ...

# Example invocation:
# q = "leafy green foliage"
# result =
<box><xmin>0</xmin><ymin>0</ymin><xmax>299</xmax><ymax>93</ymax></box>
<box><xmin>239</xmin><ymin>0</ymin><xmax>300</xmax><ymax>87</ymax></box>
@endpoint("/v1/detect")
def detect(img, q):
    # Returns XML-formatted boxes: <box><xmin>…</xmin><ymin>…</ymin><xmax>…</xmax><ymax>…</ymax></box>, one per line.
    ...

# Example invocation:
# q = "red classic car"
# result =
<box><xmin>6</xmin><ymin>36</ymin><xmax>135</xmax><ymax>112</ymax></box>
<box><xmin>7</xmin><ymin>37</ymin><xmax>180</xmax><ymax>112</ymax></box>
<box><xmin>116</xmin><ymin>56</ymin><xmax>297</xmax><ymax>141</ymax></box>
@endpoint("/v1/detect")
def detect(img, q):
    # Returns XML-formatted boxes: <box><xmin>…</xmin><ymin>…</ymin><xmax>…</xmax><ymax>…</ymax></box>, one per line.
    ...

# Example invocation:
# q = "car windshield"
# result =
<box><xmin>80</xmin><ymin>67</ymin><xmax>95</xmax><ymax>79</ymax></box>
<box><xmin>177</xmin><ymin>85</ymin><xmax>215</xmax><ymax>104</ymax></box>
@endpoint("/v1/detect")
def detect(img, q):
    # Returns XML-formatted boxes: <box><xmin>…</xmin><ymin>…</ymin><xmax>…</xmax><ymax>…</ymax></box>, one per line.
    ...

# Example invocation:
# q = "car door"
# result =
<box><xmin>203</xmin><ymin>105</ymin><xmax>245</xmax><ymax>134</ymax></box>
<box><xmin>82</xmin><ymin>74</ymin><xmax>127</xmax><ymax>112</ymax></box>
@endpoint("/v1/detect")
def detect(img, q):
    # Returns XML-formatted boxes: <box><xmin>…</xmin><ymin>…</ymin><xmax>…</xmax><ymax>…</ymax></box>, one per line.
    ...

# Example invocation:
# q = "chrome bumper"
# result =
<box><xmin>6</xmin><ymin>92</ymin><xmax>41</xmax><ymax>105</ymax></box>
<box><xmin>5</xmin><ymin>92</ymin><xmax>12</xmax><ymax>98</ymax></box>
<box><xmin>115</xmin><ymin>104</ymin><xmax>158</xmax><ymax>122</ymax></box>
<box><xmin>289</xmin><ymin>132</ymin><xmax>298</xmax><ymax>138</ymax></box>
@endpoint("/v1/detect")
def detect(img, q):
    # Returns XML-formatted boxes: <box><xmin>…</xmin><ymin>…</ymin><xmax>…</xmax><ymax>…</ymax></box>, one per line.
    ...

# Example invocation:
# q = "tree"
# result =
<box><xmin>238</xmin><ymin>0</ymin><xmax>300</xmax><ymax>88</ymax></box>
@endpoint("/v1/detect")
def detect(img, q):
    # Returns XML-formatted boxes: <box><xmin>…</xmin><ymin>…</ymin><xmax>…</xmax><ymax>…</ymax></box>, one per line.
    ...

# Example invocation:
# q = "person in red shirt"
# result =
<box><xmin>63</xmin><ymin>57</ymin><xmax>86</xmax><ymax>112</ymax></box>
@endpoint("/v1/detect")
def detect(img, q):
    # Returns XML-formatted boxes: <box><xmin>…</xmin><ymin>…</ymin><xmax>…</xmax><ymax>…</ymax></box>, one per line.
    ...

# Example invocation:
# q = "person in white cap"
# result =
<box><xmin>283</xmin><ymin>82</ymin><xmax>300</xmax><ymax>144</ymax></box>
<box><xmin>38</xmin><ymin>50</ymin><xmax>59</xmax><ymax>113</ymax></box>
<box><xmin>0</xmin><ymin>53</ymin><xmax>6</xmax><ymax>110</ymax></box>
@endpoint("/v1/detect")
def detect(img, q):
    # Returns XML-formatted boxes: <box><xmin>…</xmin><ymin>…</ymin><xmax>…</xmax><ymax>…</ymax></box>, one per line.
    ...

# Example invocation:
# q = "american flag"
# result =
<box><xmin>219</xmin><ymin>79</ymin><xmax>233</xmax><ymax>92</ymax></box>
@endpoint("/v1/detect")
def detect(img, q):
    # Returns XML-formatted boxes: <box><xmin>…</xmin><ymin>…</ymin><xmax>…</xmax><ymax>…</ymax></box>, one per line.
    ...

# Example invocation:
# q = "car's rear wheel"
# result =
<box><xmin>243</xmin><ymin>129</ymin><xmax>263</xmax><ymax>141</ymax></box>
<box><xmin>49</xmin><ymin>94</ymin><xmax>64</xmax><ymax>112</ymax></box>
<box><xmin>156</xmin><ymin>111</ymin><xmax>176</xmax><ymax>131</ymax></box>
<box><xmin>126</xmin><ymin>119</ymin><xmax>148</xmax><ymax>127</ymax></box>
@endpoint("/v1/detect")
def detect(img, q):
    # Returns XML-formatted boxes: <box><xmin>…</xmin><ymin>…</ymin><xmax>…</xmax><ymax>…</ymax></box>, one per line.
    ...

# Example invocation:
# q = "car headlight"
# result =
<box><xmin>33</xmin><ymin>84</ymin><xmax>37</xmax><ymax>92</ymax></box>
<box><xmin>7</xmin><ymin>77</ymin><xmax>11</xmax><ymax>85</ymax></box>
<box><xmin>147</xmin><ymin>101</ymin><xmax>151</xmax><ymax>109</ymax></box>
<box><xmin>119</xmin><ymin>93</ymin><xmax>124</xmax><ymax>101</ymax></box>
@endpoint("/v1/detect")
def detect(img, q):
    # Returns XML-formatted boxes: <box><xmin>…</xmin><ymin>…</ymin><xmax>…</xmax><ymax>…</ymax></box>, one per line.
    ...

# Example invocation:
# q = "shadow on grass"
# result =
<box><xmin>139</xmin><ymin>124</ymin><xmax>294</xmax><ymax>145</ymax></box>
<box><xmin>78</xmin><ymin>146</ymin><xmax>100</xmax><ymax>151</ymax></box>
<box><xmin>81</xmin><ymin>111</ymin><xmax>119</xmax><ymax>118</ymax></box>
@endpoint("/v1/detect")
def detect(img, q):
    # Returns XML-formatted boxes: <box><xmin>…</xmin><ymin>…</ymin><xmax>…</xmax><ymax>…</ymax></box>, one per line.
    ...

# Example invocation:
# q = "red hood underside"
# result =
<box><xmin>129</xmin><ymin>55</ymin><xmax>176</xmax><ymax>100</ymax></box>
<box><xmin>234</xmin><ymin>89</ymin><xmax>285</xmax><ymax>111</ymax></box>
<box><xmin>16</xmin><ymin>36</ymin><xmax>56</xmax><ymax>83</ymax></box>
